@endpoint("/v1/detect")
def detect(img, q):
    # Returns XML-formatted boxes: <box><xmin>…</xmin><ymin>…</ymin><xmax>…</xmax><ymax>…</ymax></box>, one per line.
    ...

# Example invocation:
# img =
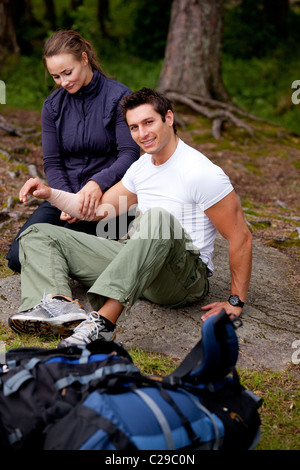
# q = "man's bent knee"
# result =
<box><xmin>134</xmin><ymin>207</ymin><xmax>182</xmax><ymax>241</ymax></box>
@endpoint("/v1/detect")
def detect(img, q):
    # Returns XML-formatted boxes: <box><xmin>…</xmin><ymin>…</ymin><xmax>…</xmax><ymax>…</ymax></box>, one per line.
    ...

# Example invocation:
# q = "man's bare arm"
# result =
<box><xmin>201</xmin><ymin>190</ymin><xmax>252</xmax><ymax>321</ymax></box>
<box><xmin>97</xmin><ymin>181</ymin><xmax>138</xmax><ymax>220</ymax></box>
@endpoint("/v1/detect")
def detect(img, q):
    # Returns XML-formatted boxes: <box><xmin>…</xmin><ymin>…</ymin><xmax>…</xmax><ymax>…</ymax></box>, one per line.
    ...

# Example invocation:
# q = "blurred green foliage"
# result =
<box><xmin>223</xmin><ymin>0</ymin><xmax>300</xmax><ymax>59</ymax></box>
<box><xmin>223</xmin><ymin>54</ymin><xmax>300</xmax><ymax>134</ymax></box>
<box><xmin>127</xmin><ymin>0</ymin><xmax>172</xmax><ymax>60</ymax></box>
<box><xmin>2</xmin><ymin>0</ymin><xmax>300</xmax><ymax>134</ymax></box>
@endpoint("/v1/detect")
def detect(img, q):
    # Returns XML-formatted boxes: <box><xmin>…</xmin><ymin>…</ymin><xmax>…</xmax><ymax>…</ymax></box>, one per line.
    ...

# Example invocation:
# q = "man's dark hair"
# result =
<box><xmin>121</xmin><ymin>88</ymin><xmax>177</xmax><ymax>134</ymax></box>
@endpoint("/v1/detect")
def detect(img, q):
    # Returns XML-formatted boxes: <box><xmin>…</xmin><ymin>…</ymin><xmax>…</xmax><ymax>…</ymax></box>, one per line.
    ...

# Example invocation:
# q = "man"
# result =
<box><xmin>9</xmin><ymin>88</ymin><xmax>252</xmax><ymax>347</ymax></box>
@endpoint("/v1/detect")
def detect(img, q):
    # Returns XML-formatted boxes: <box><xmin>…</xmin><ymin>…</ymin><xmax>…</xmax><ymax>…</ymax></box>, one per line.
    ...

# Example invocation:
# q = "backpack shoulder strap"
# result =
<box><xmin>163</xmin><ymin>310</ymin><xmax>242</xmax><ymax>386</ymax></box>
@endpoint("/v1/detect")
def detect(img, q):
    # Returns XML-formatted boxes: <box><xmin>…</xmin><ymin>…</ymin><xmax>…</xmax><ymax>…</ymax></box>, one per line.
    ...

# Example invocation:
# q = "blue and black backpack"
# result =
<box><xmin>0</xmin><ymin>310</ymin><xmax>262</xmax><ymax>450</ymax></box>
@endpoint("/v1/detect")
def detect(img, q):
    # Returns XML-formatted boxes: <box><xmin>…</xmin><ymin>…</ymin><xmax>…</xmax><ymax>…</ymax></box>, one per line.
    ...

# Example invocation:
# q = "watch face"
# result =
<box><xmin>229</xmin><ymin>295</ymin><xmax>239</xmax><ymax>306</ymax></box>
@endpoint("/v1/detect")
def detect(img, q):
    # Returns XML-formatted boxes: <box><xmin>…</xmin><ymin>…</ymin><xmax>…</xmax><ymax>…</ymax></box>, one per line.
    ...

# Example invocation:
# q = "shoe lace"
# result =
<box><xmin>71</xmin><ymin>312</ymin><xmax>102</xmax><ymax>341</ymax></box>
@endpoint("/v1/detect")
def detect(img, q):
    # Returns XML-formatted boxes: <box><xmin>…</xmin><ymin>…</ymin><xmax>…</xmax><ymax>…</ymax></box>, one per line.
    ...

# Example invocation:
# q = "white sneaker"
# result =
<box><xmin>8</xmin><ymin>294</ymin><xmax>88</xmax><ymax>335</ymax></box>
<box><xmin>58</xmin><ymin>312</ymin><xmax>116</xmax><ymax>348</ymax></box>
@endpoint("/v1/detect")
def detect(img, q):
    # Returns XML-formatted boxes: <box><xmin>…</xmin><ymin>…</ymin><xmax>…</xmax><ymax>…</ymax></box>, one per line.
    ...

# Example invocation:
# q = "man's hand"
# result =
<box><xmin>19</xmin><ymin>178</ymin><xmax>51</xmax><ymax>204</ymax></box>
<box><xmin>200</xmin><ymin>301</ymin><xmax>243</xmax><ymax>322</ymax></box>
<box><xmin>60</xmin><ymin>212</ymin><xmax>79</xmax><ymax>225</ymax></box>
<box><xmin>77</xmin><ymin>180</ymin><xmax>102</xmax><ymax>220</ymax></box>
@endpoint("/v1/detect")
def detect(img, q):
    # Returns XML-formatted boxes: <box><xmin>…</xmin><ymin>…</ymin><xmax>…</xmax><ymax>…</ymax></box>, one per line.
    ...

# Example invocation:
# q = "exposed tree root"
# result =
<box><xmin>165</xmin><ymin>91</ymin><xmax>262</xmax><ymax>139</ymax></box>
<box><xmin>0</xmin><ymin>114</ymin><xmax>41</xmax><ymax>141</ymax></box>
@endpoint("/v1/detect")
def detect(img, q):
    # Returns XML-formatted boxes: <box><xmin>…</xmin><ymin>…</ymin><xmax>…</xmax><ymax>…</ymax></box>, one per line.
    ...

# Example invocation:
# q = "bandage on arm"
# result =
<box><xmin>47</xmin><ymin>188</ymin><xmax>108</xmax><ymax>221</ymax></box>
<box><xmin>47</xmin><ymin>189</ymin><xmax>86</xmax><ymax>220</ymax></box>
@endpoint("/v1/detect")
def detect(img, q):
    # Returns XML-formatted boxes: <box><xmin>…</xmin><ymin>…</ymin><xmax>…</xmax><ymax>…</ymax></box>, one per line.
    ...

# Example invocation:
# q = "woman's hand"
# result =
<box><xmin>77</xmin><ymin>180</ymin><xmax>102</xmax><ymax>219</ymax></box>
<box><xmin>19</xmin><ymin>178</ymin><xmax>51</xmax><ymax>204</ymax></box>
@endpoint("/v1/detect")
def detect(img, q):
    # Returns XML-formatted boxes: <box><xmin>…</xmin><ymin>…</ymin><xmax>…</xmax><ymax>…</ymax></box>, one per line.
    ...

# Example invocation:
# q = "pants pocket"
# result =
<box><xmin>143</xmin><ymin>253</ymin><xmax>208</xmax><ymax>308</ymax></box>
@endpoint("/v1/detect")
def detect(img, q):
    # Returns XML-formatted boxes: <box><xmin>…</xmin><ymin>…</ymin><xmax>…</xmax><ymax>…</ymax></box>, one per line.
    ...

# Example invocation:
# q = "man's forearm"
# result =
<box><xmin>228</xmin><ymin>231</ymin><xmax>252</xmax><ymax>302</ymax></box>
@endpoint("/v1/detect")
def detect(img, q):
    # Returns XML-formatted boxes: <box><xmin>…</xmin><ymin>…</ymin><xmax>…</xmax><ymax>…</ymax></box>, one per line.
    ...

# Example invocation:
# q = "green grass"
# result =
<box><xmin>293</xmin><ymin>160</ymin><xmax>300</xmax><ymax>169</ymax></box>
<box><xmin>0</xmin><ymin>324</ymin><xmax>59</xmax><ymax>350</ymax></box>
<box><xmin>240</xmin><ymin>368</ymin><xmax>300</xmax><ymax>450</ymax></box>
<box><xmin>0</xmin><ymin>252</ymin><xmax>13</xmax><ymax>278</ymax></box>
<box><xmin>129</xmin><ymin>347</ymin><xmax>177</xmax><ymax>376</ymax></box>
<box><xmin>102</xmin><ymin>52</ymin><xmax>162</xmax><ymax>92</ymax></box>
<box><xmin>223</xmin><ymin>53</ymin><xmax>300</xmax><ymax>135</ymax></box>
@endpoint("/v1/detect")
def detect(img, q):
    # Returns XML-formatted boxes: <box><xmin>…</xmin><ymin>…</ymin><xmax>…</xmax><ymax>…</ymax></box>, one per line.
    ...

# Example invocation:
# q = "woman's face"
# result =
<box><xmin>46</xmin><ymin>52</ymin><xmax>93</xmax><ymax>93</ymax></box>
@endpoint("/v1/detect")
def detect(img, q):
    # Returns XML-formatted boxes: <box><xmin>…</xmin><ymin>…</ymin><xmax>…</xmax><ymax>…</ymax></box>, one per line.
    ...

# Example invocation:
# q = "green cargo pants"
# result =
<box><xmin>18</xmin><ymin>207</ymin><xmax>209</xmax><ymax>315</ymax></box>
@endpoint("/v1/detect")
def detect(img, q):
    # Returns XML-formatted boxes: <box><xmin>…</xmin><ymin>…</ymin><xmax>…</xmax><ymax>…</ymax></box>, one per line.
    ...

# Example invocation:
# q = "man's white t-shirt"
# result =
<box><xmin>121</xmin><ymin>139</ymin><xmax>233</xmax><ymax>272</ymax></box>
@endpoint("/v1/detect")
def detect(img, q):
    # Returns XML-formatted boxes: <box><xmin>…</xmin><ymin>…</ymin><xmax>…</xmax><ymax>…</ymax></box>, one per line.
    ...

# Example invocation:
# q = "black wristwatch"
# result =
<box><xmin>228</xmin><ymin>295</ymin><xmax>244</xmax><ymax>308</ymax></box>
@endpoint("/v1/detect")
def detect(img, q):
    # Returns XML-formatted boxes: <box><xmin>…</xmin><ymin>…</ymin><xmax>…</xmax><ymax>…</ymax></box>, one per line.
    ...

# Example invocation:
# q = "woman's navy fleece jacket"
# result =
<box><xmin>41</xmin><ymin>69</ymin><xmax>140</xmax><ymax>194</ymax></box>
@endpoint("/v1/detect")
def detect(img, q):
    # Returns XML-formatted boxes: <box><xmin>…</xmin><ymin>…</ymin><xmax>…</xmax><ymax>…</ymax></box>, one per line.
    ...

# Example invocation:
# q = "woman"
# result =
<box><xmin>7</xmin><ymin>30</ymin><xmax>140</xmax><ymax>272</ymax></box>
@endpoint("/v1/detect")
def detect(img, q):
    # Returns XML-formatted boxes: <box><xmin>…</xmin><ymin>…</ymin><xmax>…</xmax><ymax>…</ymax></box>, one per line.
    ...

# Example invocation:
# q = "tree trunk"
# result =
<box><xmin>157</xmin><ymin>0</ymin><xmax>230</xmax><ymax>102</ymax></box>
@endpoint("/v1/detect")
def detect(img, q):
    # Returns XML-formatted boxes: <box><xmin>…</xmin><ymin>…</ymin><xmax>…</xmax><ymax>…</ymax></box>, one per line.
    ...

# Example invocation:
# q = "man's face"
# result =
<box><xmin>126</xmin><ymin>104</ymin><xmax>175</xmax><ymax>157</ymax></box>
